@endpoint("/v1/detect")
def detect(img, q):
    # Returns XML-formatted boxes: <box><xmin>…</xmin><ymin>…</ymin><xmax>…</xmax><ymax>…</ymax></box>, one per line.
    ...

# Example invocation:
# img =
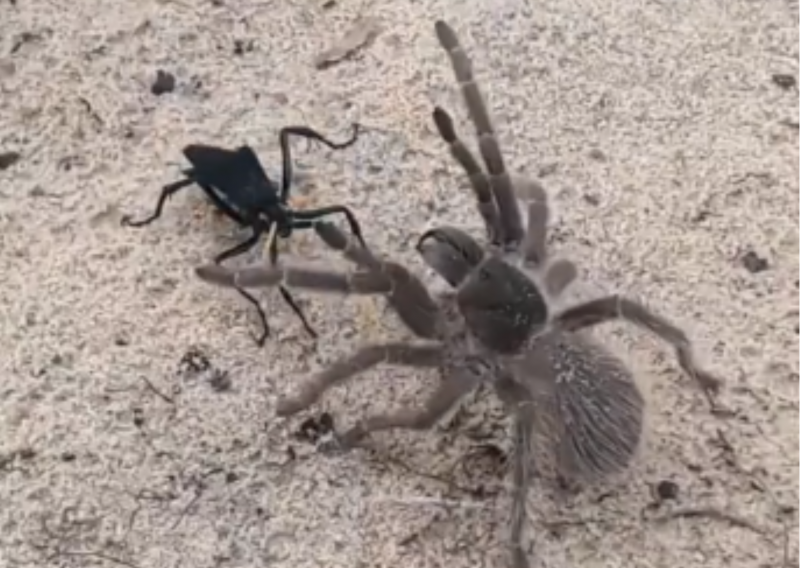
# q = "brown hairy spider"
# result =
<box><xmin>194</xmin><ymin>20</ymin><xmax>722</xmax><ymax>568</ymax></box>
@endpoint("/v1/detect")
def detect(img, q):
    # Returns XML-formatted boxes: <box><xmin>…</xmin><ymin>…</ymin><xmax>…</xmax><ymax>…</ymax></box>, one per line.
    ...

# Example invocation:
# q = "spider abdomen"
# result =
<box><xmin>515</xmin><ymin>332</ymin><xmax>645</xmax><ymax>484</ymax></box>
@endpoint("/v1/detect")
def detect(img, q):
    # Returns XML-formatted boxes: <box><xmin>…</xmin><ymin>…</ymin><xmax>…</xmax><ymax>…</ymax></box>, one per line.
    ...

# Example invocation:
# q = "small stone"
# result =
<box><xmin>583</xmin><ymin>193</ymin><xmax>600</xmax><ymax>206</ymax></box>
<box><xmin>18</xmin><ymin>447</ymin><xmax>36</xmax><ymax>460</ymax></box>
<box><xmin>209</xmin><ymin>370</ymin><xmax>231</xmax><ymax>393</ymax></box>
<box><xmin>772</xmin><ymin>74</ymin><xmax>797</xmax><ymax>90</ymax></box>
<box><xmin>588</xmin><ymin>148</ymin><xmax>606</xmax><ymax>161</ymax></box>
<box><xmin>656</xmin><ymin>479</ymin><xmax>679</xmax><ymax>501</ymax></box>
<box><xmin>0</xmin><ymin>151</ymin><xmax>21</xmax><ymax>170</ymax></box>
<box><xmin>233</xmin><ymin>39</ymin><xmax>254</xmax><ymax>55</ymax></box>
<box><xmin>0</xmin><ymin>59</ymin><xmax>16</xmax><ymax>79</ymax></box>
<box><xmin>133</xmin><ymin>408</ymin><xmax>145</xmax><ymax>428</ymax></box>
<box><xmin>296</xmin><ymin>413</ymin><xmax>335</xmax><ymax>443</ymax></box>
<box><xmin>151</xmin><ymin>70</ymin><xmax>176</xmax><ymax>96</ymax></box>
<box><xmin>741</xmin><ymin>250</ymin><xmax>769</xmax><ymax>273</ymax></box>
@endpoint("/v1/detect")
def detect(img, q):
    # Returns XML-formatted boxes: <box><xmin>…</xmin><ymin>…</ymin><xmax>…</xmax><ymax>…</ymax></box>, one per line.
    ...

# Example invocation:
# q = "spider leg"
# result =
<box><xmin>276</xmin><ymin>343</ymin><xmax>444</xmax><ymax>417</ymax></box>
<box><xmin>292</xmin><ymin>204</ymin><xmax>366</xmax><ymax>248</ymax></box>
<box><xmin>277</xmin><ymin>124</ymin><xmax>361</xmax><ymax>202</ymax></box>
<box><xmin>509</xmin><ymin>409</ymin><xmax>534</xmax><ymax>568</ymax></box>
<box><xmin>314</xmin><ymin>222</ymin><xmax>442</xmax><ymax>339</ymax></box>
<box><xmin>516</xmin><ymin>177</ymin><xmax>550</xmax><ymax>267</ymax></box>
<box><xmin>552</xmin><ymin>295</ymin><xmax>723</xmax><ymax>402</ymax></box>
<box><xmin>543</xmin><ymin>258</ymin><xmax>578</xmax><ymax>298</ymax></box>
<box><xmin>196</xmin><ymin>262</ymin><xmax>392</xmax><ymax>294</ymax></box>
<box><xmin>313</xmin><ymin>220</ymin><xmax>379</xmax><ymax>268</ymax></box>
<box><xmin>511</xmin><ymin>175</ymin><xmax>577</xmax><ymax>298</ymax></box>
<box><xmin>432</xmin><ymin>107</ymin><xmax>502</xmax><ymax>243</ymax></box>
<box><xmin>121</xmin><ymin>178</ymin><xmax>194</xmax><ymax>227</ymax></box>
<box><xmin>338</xmin><ymin>363</ymin><xmax>482</xmax><ymax>448</ymax></box>
<box><xmin>435</xmin><ymin>20</ymin><xmax>524</xmax><ymax>247</ymax></box>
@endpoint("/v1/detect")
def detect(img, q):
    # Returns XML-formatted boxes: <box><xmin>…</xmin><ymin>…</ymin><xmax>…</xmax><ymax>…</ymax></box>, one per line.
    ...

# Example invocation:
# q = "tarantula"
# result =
<box><xmin>194</xmin><ymin>20</ymin><xmax>722</xmax><ymax>568</ymax></box>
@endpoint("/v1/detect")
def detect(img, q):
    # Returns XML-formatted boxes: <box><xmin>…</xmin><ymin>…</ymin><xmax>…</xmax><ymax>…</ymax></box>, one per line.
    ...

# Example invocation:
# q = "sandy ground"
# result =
<box><xmin>1</xmin><ymin>0</ymin><xmax>798</xmax><ymax>567</ymax></box>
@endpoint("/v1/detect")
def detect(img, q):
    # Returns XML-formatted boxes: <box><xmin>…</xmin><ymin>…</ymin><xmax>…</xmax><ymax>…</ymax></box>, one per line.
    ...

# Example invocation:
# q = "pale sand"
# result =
<box><xmin>0</xmin><ymin>1</ymin><xmax>797</xmax><ymax>567</ymax></box>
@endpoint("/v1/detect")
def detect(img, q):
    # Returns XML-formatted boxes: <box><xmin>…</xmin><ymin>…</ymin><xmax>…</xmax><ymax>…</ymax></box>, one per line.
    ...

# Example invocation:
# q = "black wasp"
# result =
<box><xmin>122</xmin><ymin>124</ymin><xmax>365</xmax><ymax>345</ymax></box>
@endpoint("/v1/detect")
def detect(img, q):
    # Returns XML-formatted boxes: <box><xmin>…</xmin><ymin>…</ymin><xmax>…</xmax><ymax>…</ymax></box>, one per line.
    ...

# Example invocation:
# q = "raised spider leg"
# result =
<box><xmin>435</xmin><ymin>20</ymin><xmax>524</xmax><ymax>247</ymax></box>
<box><xmin>292</xmin><ymin>205</ymin><xmax>366</xmax><ymax>249</ymax></box>
<box><xmin>121</xmin><ymin>178</ymin><xmax>194</xmax><ymax>227</ymax></box>
<box><xmin>552</xmin><ymin>295</ymin><xmax>723</xmax><ymax>403</ymax></box>
<box><xmin>338</xmin><ymin>364</ymin><xmax>482</xmax><ymax>449</ymax></box>
<box><xmin>515</xmin><ymin>177</ymin><xmax>550</xmax><ymax>267</ymax></box>
<box><xmin>196</xmin><ymin>235</ymin><xmax>439</xmax><ymax>340</ymax></box>
<box><xmin>277</xmin><ymin>124</ymin><xmax>361</xmax><ymax>202</ymax></box>
<box><xmin>199</xmin><ymin>221</ymin><xmax>442</xmax><ymax>341</ymax></box>
<box><xmin>276</xmin><ymin>343</ymin><xmax>444</xmax><ymax>417</ymax></box>
<box><xmin>512</xmin><ymin>176</ymin><xmax>578</xmax><ymax>296</ymax></box>
<box><xmin>314</xmin><ymin>222</ymin><xmax>442</xmax><ymax>339</ymax></box>
<box><xmin>195</xmin><ymin>262</ymin><xmax>392</xmax><ymax>295</ymax></box>
<box><xmin>432</xmin><ymin>107</ymin><xmax>502</xmax><ymax>243</ymax></box>
<box><xmin>313</xmin><ymin>220</ymin><xmax>381</xmax><ymax>268</ymax></box>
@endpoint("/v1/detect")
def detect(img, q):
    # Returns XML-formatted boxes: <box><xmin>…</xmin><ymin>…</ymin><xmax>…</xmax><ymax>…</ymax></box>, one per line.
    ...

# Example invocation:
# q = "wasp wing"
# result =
<box><xmin>182</xmin><ymin>144</ymin><xmax>277</xmax><ymax>215</ymax></box>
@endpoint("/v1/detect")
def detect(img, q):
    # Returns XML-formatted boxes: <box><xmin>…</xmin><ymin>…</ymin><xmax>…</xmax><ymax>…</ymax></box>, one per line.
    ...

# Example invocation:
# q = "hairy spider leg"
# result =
<box><xmin>277</xmin><ymin>124</ymin><xmax>361</xmax><ymax>203</ymax></box>
<box><xmin>291</xmin><ymin>205</ymin><xmax>366</xmax><ymax>249</ymax></box>
<box><xmin>122</xmin><ymin>178</ymin><xmax>194</xmax><ymax>227</ymax></box>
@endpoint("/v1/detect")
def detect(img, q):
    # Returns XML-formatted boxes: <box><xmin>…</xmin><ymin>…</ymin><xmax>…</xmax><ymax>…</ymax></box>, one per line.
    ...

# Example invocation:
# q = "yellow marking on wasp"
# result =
<box><xmin>262</xmin><ymin>222</ymin><xmax>280</xmax><ymax>258</ymax></box>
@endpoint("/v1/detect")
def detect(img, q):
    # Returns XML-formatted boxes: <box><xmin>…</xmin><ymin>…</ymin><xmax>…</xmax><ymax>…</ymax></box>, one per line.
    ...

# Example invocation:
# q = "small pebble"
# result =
<box><xmin>295</xmin><ymin>413</ymin><xmax>335</xmax><ymax>443</ymax></box>
<box><xmin>588</xmin><ymin>148</ymin><xmax>607</xmax><ymax>162</ymax></box>
<box><xmin>772</xmin><ymin>74</ymin><xmax>797</xmax><ymax>90</ymax></box>
<box><xmin>741</xmin><ymin>250</ymin><xmax>769</xmax><ymax>273</ymax></box>
<box><xmin>233</xmin><ymin>39</ymin><xmax>254</xmax><ymax>55</ymax></box>
<box><xmin>209</xmin><ymin>370</ymin><xmax>232</xmax><ymax>393</ymax></box>
<box><xmin>151</xmin><ymin>70</ymin><xmax>176</xmax><ymax>96</ymax></box>
<box><xmin>133</xmin><ymin>408</ymin><xmax>145</xmax><ymax>428</ymax></box>
<box><xmin>0</xmin><ymin>151</ymin><xmax>21</xmax><ymax>170</ymax></box>
<box><xmin>656</xmin><ymin>480</ymin><xmax>679</xmax><ymax>501</ymax></box>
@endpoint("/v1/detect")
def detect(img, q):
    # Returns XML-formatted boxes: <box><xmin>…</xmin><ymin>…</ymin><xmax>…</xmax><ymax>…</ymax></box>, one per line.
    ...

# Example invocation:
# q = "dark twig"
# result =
<box><xmin>140</xmin><ymin>376</ymin><xmax>175</xmax><ymax>404</ymax></box>
<box><xmin>366</xmin><ymin>448</ymin><xmax>487</xmax><ymax>499</ymax></box>
<box><xmin>650</xmin><ymin>506</ymin><xmax>768</xmax><ymax>536</ymax></box>
<box><xmin>46</xmin><ymin>550</ymin><xmax>140</xmax><ymax>568</ymax></box>
<box><xmin>170</xmin><ymin>467</ymin><xmax>225</xmax><ymax>530</ymax></box>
